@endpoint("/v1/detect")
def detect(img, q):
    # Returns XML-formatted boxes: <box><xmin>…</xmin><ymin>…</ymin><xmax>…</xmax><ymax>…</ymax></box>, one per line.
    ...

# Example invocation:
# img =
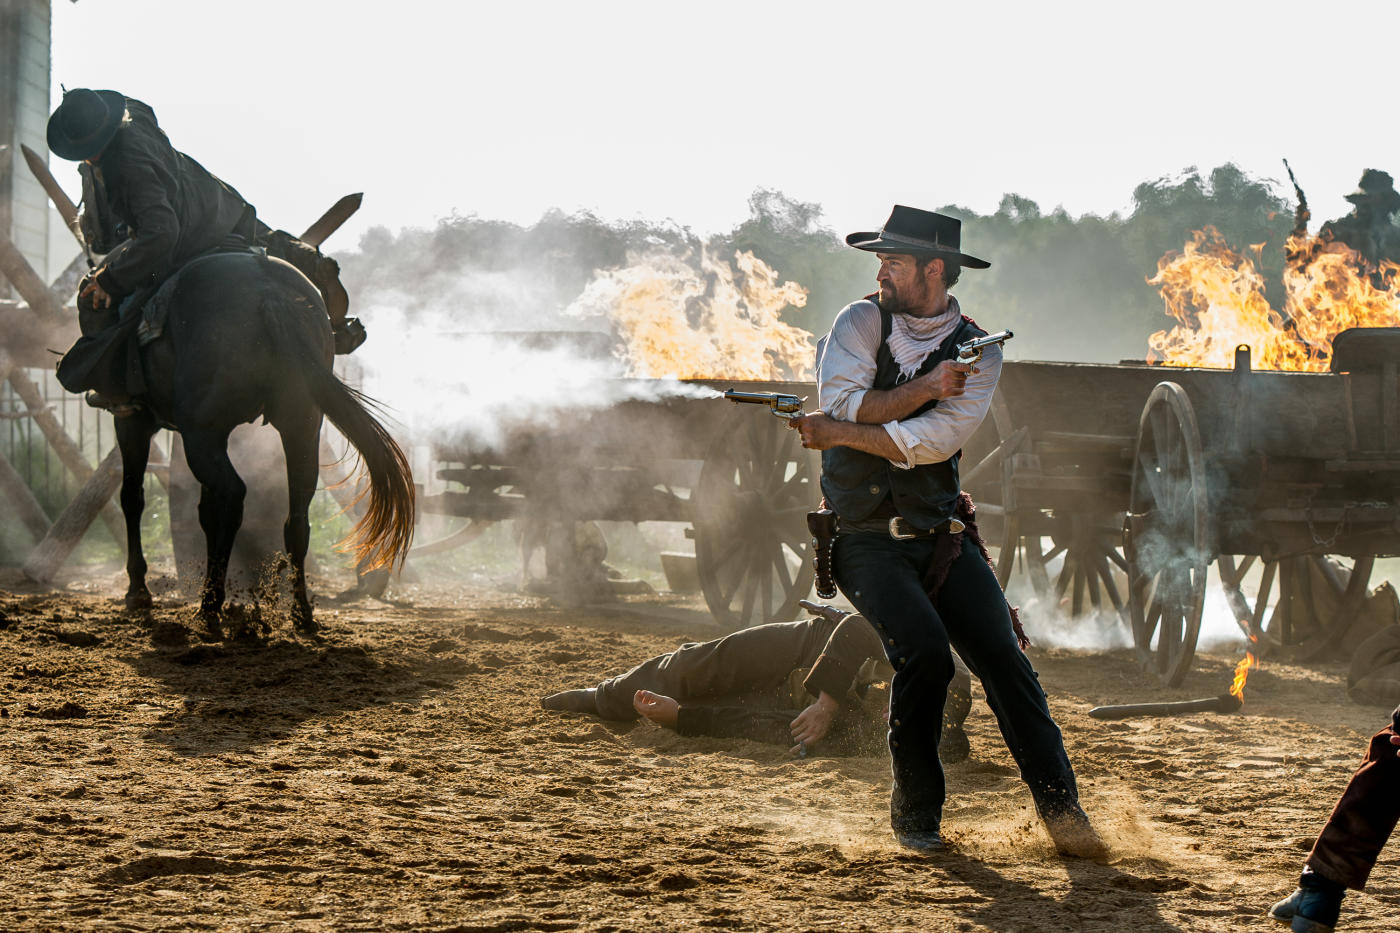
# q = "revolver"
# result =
<box><xmin>954</xmin><ymin>329</ymin><xmax>1014</xmax><ymax>365</ymax></box>
<box><xmin>723</xmin><ymin>389</ymin><xmax>806</xmax><ymax>420</ymax></box>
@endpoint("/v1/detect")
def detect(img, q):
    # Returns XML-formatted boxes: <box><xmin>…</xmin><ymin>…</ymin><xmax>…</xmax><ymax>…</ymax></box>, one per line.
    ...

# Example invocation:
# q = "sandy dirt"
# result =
<box><xmin>1</xmin><ymin>569</ymin><xmax>1397</xmax><ymax>933</ymax></box>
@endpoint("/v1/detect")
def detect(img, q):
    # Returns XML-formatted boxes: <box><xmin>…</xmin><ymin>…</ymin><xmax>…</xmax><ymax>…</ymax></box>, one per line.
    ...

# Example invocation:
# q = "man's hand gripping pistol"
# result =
<box><xmin>723</xmin><ymin>389</ymin><xmax>840</xmax><ymax>599</ymax></box>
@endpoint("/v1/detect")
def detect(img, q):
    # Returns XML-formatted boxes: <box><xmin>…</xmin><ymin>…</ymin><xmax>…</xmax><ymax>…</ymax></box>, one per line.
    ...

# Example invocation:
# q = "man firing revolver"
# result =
<box><xmin>785</xmin><ymin>205</ymin><xmax>1102</xmax><ymax>859</ymax></box>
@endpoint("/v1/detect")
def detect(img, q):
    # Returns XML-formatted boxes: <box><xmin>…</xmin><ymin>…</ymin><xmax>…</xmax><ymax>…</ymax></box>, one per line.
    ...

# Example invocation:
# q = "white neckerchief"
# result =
<box><xmin>887</xmin><ymin>296</ymin><xmax>962</xmax><ymax>379</ymax></box>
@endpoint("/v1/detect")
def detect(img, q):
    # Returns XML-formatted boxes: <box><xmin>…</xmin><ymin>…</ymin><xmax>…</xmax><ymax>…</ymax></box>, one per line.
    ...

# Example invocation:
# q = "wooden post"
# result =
<box><xmin>0</xmin><ymin>230</ymin><xmax>66</xmax><ymax>322</ymax></box>
<box><xmin>0</xmin><ymin>445</ymin><xmax>51</xmax><ymax>542</ymax></box>
<box><xmin>22</xmin><ymin>446</ymin><xmax>124</xmax><ymax>583</ymax></box>
<box><xmin>0</xmin><ymin>351</ymin><xmax>125</xmax><ymax>548</ymax></box>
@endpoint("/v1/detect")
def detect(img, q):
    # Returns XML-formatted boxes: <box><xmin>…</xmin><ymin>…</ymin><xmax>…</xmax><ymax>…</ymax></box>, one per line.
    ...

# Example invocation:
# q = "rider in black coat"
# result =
<box><xmin>47</xmin><ymin>88</ymin><xmax>362</xmax><ymax>356</ymax></box>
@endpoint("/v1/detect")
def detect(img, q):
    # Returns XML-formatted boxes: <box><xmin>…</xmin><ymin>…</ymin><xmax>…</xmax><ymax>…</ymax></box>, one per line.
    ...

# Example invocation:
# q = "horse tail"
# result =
<box><xmin>265</xmin><ymin>297</ymin><xmax>416</xmax><ymax>571</ymax></box>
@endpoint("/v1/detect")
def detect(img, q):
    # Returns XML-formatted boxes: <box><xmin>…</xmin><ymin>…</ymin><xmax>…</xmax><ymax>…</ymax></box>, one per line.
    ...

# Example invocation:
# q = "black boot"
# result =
<box><xmin>333</xmin><ymin>317</ymin><xmax>367</xmax><ymax>354</ymax></box>
<box><xmin>1269</xmin><ymin>871</ymin><xmax>1345</xmax><ymax>932</ymax></box>
<box><xmin>85</xmin><ymin>390</ymin><xmax>139</xmax><ymax>417</ymax></box>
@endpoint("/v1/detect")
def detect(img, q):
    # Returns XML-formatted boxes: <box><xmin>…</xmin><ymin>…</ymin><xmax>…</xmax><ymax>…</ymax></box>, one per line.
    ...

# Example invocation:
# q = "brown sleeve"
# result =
<box><xmin>802</xmin><ymin>614</ymin><xmax>886</xmax><ymax>701</ymax></box>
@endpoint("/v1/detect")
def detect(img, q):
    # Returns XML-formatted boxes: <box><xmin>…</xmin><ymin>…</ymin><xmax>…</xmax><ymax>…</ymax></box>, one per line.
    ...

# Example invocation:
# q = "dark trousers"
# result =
<box><xmin>1306</xmin><ymin>706</ymin><xmax>1400</xmax><ymax>889</ymax></box>
<box><xmin>834</xmin><ymin>531</ymin><xmax>1079</xmax><ymax>834</ymax></box>
<box><xmin>594</xmin><ymin>617</ymin><xmax>973</xmax><ymax>754</ymax></box>
<box><xmin>595</xmin><ymin>618</ymin><xmax>840</xmax><ymax>720</ymax></box>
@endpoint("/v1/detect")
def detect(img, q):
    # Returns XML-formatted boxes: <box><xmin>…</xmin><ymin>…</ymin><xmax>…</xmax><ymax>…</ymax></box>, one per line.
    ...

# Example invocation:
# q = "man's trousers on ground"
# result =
<box><xmin>833</xmin><ymin>530</ymin><xmax>1079</xmax><ymax>834</ymax></box>
<box><xmin>592</xmin><ymin>615</ymin><xmax>973</xmax><ymax>753</ymax></box>
<box><xmin>1306</xmin><ymin>705</ymin><xmax>1400</xmax><ymax>889</ymax></box>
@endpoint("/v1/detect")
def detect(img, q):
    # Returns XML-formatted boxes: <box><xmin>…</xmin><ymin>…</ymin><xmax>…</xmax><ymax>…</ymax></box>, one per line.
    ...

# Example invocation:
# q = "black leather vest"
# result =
<box><xmin>820</xmin><ymin>307</ymin><xmax>984</xmax><ymax>529</ymax></box>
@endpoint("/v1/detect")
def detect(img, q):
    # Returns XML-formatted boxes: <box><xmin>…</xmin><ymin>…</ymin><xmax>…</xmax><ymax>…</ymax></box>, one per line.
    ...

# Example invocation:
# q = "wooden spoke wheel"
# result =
<box><xmin>693</xmin><ymin>412</ymin><xmax>819</xmax><ymax>631</ymax></box>
<box><xmin>1009</xmin><ymin>514</ymin><xmax>1128</xmax><ymax>620</ymax></box>
<box><xmin>1219</xmin><ymin>553</ymin><xmax>1376</xmax><ymax>659</ymax></box>
<box><xmin>1125</xmin><ymin>382</ymin><xmax>1211</xmax><ymax>685</ymax></box>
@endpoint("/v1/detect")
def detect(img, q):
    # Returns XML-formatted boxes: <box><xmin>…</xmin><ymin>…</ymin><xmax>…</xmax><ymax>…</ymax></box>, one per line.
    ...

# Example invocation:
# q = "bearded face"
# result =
<box><xmin>875</xmin><ymin>253</ymin><xmax>934</xmax><ymax>314</ymax></box>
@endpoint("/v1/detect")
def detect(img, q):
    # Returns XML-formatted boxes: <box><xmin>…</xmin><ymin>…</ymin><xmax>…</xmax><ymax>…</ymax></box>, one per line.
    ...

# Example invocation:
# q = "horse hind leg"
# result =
<box><xmin>181</xmin><ymin>428</ymin><xmax>246</xmax><ymax>630</ymax></box>
<box><xmin>115</xmin><ymin>412</ymin><xmax>160</xmax><ymax>611</ymax></box>
<box><xmin>279</xmin><ymin>417</ymin><xmax>321</xmax><ymax>634</ymax></box>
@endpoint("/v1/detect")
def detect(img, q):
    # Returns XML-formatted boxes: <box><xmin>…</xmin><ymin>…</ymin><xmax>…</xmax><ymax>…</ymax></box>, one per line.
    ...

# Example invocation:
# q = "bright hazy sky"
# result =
<box><xmin>47</xmin><ymin>1</ymin><xmax>1400</xmax><ymax>250</ymax></box>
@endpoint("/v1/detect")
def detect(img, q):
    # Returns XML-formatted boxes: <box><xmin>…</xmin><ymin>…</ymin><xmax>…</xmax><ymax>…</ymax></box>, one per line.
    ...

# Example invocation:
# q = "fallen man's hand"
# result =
<box><xmin>789</xmin><ymin>691</ymin><xmax>840</xmax><ymax>755</ymax></box>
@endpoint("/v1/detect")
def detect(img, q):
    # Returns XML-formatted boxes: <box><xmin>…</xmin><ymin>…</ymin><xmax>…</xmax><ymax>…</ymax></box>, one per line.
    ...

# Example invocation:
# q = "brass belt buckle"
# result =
<box><xmin>888</xmin><ymin>517</ymin><xmax>917</xmax><ymax>540</ymax></box>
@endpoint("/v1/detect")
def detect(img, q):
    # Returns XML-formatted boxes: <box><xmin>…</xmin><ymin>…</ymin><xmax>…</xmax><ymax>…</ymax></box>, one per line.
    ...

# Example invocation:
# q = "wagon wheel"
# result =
<box><xmin>1124</xmin><ymin>382</ymin><xmax>1210</xmax><ymax>685</ymax></box>
<box><xmin>694</xmin><ymin>413</ymin><xmax>818</xmax><ymax>632</ymax></box>
<box><xmin>1028</xmin><ymin>514</ymin><xmax>1129</xmax><ymax>620</ymax></box>
<box><xmin>1219</xmin><ymin>553</ymin><xmax>1376</xmax><ymax>658</ymax></box>
<box><xmin>995</xmin><ymin>490</ymin><xmax>1126</xmax><ymax>621</ymax></box>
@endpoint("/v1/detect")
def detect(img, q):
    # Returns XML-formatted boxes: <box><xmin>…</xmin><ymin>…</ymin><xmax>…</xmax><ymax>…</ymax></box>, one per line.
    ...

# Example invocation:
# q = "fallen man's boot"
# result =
<box><xmin>85</xmin><ymin>390</ymin><xmax>139</xmax><ymax>418</ymax></box>
<box><xmin>1269</xmin><ymin>882</ymin><xmax>1344</xmax><ymax>932</ymax></box>
<box><xmin>940</xmin><ymin>724</ymin><xmax>971</xmax><ymax>764</ymax></box>
<box><xmin>540</xmin><ymin>688</ymin><xmax>600</xmax><ymax>715</ymax></box>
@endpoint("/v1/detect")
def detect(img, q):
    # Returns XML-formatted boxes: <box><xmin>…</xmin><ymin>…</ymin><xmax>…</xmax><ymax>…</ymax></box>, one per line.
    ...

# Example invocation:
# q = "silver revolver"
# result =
<box><xmin>722</xmin><ymin>390</ymin><xmax>806</xmax><ymax>420</ymax></box>
<box><xmin>954</xmin><ymin>329</ymin><xmax>1014</xmax><ymax>365</ymax></box>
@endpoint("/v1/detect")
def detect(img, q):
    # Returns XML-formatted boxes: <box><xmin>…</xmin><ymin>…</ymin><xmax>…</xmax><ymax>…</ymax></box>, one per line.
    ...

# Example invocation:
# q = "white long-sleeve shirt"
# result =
<box><xmin>815</xmin><ymin>297</ymin><xmax>1001</xmax><ymax>469</ymax></box>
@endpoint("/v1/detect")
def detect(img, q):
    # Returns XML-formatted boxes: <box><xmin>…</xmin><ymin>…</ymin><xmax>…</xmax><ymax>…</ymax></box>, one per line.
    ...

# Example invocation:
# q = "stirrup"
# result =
<box><xmin>333</xmin><ymin>317</ymin><xmax>367</xmax><ymax>354</ymax></box>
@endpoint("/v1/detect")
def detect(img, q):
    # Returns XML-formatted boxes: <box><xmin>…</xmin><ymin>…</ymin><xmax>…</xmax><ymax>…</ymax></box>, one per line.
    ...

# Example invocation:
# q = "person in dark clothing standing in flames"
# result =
<box><xmin>788</xmin><ymin>205</ymin><xmax>1102</xmax><ymax>857</ymax></box>
<box><xmin>45</xmin><ymin>88</ymin><xmax>365</xmax><ymax>412</ymax></box>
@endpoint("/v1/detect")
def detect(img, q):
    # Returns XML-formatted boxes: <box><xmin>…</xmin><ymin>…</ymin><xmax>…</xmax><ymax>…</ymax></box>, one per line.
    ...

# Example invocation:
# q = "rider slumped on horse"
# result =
<box><xmin>41</xmin><ymin>88</ymin><xmax>414</xmax><ymax>634</ymax></box>
<box><xmin>787</xmin><ymin>205</ymin><xmax>1104</xmax><ymax>858</ymax></box>
<box><xmin>46</xmin><ymin>88</ymin><xmax>366</xmax><ymax>415</ymax></box>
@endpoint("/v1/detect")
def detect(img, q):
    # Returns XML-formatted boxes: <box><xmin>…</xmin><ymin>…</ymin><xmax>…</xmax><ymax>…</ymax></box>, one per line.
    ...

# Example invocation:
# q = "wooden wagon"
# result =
<box><xmin>419</xmin><ymin>377</ymin><xmax>821</xmax><ymax>631</ymax></box>
<box><xmin>963</xmin><ymin>328</ymin><xmax>1400</xmax><ymax>684</ymax></box>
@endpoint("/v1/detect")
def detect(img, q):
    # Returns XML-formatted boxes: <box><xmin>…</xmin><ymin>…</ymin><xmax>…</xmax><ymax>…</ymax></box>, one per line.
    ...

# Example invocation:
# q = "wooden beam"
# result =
<box><xmin>0</xmin><ymin>349</ymin><xmax>126</xmax><ymax>548</ymax></box>
<box><xmin>0</xmin><ymin>445</ymin><xmax>51</xmax><ymax>542</ymax></box>
<box><xmin>21</xmin><ymin>445</ymin><xmax>123</xmax><ymax>583</ymax></box>
<box><xmin>0</xmin><ymin>229</ymin><xmax>67</xmax><ymax>321</ymax></box>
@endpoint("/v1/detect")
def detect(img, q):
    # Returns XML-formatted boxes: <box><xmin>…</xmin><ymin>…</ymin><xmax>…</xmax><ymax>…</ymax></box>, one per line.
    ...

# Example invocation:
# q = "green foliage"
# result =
<box><xmin>338</xmin><ymin>162</ymin><xmax>1300</xmax><ymax>366</ymax></box>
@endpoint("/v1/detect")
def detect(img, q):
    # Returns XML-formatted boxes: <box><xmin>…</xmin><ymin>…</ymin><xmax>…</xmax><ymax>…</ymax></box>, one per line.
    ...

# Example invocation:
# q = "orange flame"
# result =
<box><xmin>567</xmin><ymin>249</ymin><xmax>813</xmax><ymax>380</ymax></box>
<box><xmin>1148</xmin><ymin>227</ymin><xmax>1400</xmax><ymax>370</ymax></box>
<box><xmin>1229</xmin><ymin>634</ymin><xmax>1260</xmax><ymax>702</ymax></box>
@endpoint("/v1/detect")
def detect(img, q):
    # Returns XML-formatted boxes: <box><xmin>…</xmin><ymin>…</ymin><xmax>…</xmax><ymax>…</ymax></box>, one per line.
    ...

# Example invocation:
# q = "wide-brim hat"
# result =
<box><xmin>47</xmin><ymin>88</ymin><xmax>126</xmax><ymax>161</ymax></box>
<box><xmin>846</xmin><ymin>205</ymin><xmax>990</xmax><ymax>269</ymax></box>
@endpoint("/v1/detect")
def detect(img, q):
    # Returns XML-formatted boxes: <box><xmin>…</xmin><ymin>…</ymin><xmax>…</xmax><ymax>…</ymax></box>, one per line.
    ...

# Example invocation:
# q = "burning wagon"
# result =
<box><xmin>963</xmin><ymin>328</ymin><xmax>1400</xmax><ymax>685</ymax></box>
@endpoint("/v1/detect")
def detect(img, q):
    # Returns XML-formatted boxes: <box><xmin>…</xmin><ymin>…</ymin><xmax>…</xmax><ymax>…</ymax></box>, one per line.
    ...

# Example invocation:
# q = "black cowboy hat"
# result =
<box><xmin>1344</xmin><ymin>168</ymin><xmax>1400</xmax><ymax>208</ymax></box>
<box><xmin>846</xmin><ymin>205</ymin><xmax>990</xmax><ymax>269</ymax></box>
<box><xmin>47</xmin><ymin>88</ymin><xmax>126</xmax><ymax>162</ymax></box>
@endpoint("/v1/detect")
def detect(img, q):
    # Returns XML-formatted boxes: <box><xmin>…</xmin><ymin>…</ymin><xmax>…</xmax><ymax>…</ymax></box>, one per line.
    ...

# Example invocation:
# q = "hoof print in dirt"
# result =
<box><xmin>34</xmin><ymin>701</ymin><xmax>87</xmax><ymax>720</ymax></box>
<box><xmin>54</xmin><ymin>629</ymin><xmax>101</xmax><ymax>648</ymax></box>
<box><xmin>150</xmin><ymin>622</ymin><xmax>190</xmax><ymax>647</ymax></box>
<box><xmin>171</xmin><ymin>645</ymin><xmax>227</xmax><ymax>666</ymax></box>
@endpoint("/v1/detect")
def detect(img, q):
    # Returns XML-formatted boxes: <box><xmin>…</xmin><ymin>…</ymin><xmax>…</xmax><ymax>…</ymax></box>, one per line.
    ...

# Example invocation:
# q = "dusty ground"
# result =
<box><xmin>1</xmin><ymin>568</ymin><xmax>1397</xmax><ymax>933</ymax></box>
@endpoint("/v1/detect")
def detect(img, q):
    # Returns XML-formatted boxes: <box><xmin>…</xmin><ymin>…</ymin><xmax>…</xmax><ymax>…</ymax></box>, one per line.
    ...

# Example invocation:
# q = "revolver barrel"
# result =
<box><xmin>723</xmin><ymin>389</ymin><xmax>806</xmax><ymax>419</ymax></box>
<box><xmin>955</xmin><ymin>329</ymin><xmax>1014</xmax><ymax>364</ymax></box>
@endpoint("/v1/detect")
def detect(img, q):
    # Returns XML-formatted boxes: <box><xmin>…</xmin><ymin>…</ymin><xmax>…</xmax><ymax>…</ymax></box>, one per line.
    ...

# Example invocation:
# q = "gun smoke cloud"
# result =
<box><xmin>339</xmin><ymin>211</ymin><xmax>814</xmax><ymax>451</ymax></box>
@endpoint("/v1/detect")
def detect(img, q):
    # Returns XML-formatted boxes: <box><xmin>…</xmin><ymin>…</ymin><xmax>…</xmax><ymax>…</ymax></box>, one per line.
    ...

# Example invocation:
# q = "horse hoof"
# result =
<box><xmin>198</xmin><ymin>609</ymin><xmax>222</xmax><ymax>639</ymax></box>
<box><xmin>293</xmin><ymin>609</ymin><xmax>318</xmax><ymax>635</ymax></box>
<box><xmin>125</xmin><ymin>590</ymin><xmax>153</xmax><ymax>611</ymax></box>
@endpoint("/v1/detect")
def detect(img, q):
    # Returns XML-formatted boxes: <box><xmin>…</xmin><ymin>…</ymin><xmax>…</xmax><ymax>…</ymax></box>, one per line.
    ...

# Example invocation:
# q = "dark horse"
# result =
<box><xmin>114</xmin><ymin>251</ymin><xmax>414</xmax><ymax>632</ymax></box>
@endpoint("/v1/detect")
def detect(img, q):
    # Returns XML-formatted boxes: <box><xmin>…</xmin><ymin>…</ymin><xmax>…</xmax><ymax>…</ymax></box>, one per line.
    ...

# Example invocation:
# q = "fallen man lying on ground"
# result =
<box><xmin>541</xmin><ymin>600</ymin><xmax>974</xmax><ymax>760</ymax></box>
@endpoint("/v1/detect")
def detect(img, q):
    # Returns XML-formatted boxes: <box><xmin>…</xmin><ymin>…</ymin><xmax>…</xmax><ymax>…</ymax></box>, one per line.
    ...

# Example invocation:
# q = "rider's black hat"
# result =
<box><xmin>846</xmin><ymin>205</ymin><xmax>991</xmax><ymax>269</ymax></box>
<box><xmin>1344</xmin><ymin>169</ymin><xmax>1400</xmax><ymax>210</ymax></box>
<box><xmin>47</xmin><ymin>88</ymin><xmax>126</xmax><ymax>162</ymax></box>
